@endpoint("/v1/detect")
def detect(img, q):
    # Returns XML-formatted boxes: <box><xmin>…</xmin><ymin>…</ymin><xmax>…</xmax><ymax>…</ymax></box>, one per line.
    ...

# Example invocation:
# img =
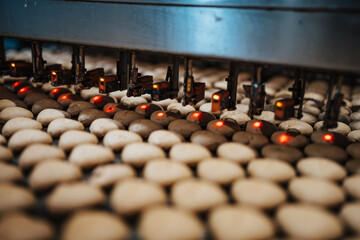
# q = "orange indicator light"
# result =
<box><xmin>192</xmin><ymin>112</ymin><xmax>201</xmax><ymax>118</ymax></box>
<box><xmin>60</xmin><ymin>94</ymin><xmax>69</xmax><ymax>100</ymax></box>
<box><xmin>156</xmin><ymin>112</ymin><xmax>165</xmax><ymax>117</ymax></box>
<box><xmin>153</xmin><ymin>84</ymin><xmax>159</xmax><ymax>89</ymax></box>
<box><xmin>11</xmin><ymin>63</ymin><xmax>15</xmax><ymax>67</ymax></box>
<box><xmin>51</xmin><ymin>88</ymin><xmax>59</xmax><ymax>94</ymax></box>
<box><xmin>92</xmin><ymin>96</ymin><xmax>102</xmax><ymax>102</ymax></box>
<box><xmin>215</xmin><ymin>121</ymin><xmax>224</xmax><ymax>127</ymax></box>
<box><xmin>13</xmin><ymin>81</ymin><xmax>20</xmax><ymax>87</ymax></box>
<box><xmin>252</xmin><ymin>121</ymin><xmax>262</xmax><ymax>128</ymax></box>
<box><xmin>276</xmin><ymin>101</ymin><xmax>283</xmax><ymax>108</ymax></box>
<box><xmin>213</xmin><ymin>94</ymin><xmax>220</xmax><ymax>100</ymax></box>
<box><xmin>278</xmin><ymin>134</ymin><xmax>290</xmax><ymax>144</ymax></box>
<box><xmin>52</xmin><ymin>71</ymin><xmax>57</xmax><ymax>75</ymax></box>
<box><xmin>323</xmin><ymin>133</ymin><xmax>334</xmax><ymax>142</ymax></box>
<box><xmin>105</xmin><ymin>106</ymin><xmax>114</xmax><ymax>113</ymax></box>
<box><xmin>100</xmin><ymin>78</ymin><xmax>105</xmax><ymax>82</ymax></box>
<box><xmin>140</xmin><ymin>104</ymin><xmax>148</xmax><ymax>110</ymax></box>
<box><xmin>18</xmin><ymin>87</ymin><xmax>28</xmax><ymax>93</ymax></box>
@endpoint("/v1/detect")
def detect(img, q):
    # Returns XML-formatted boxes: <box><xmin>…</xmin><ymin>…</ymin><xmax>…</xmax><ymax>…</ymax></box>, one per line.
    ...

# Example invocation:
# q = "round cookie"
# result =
<box><xmin>78</xmin><ymin>109</ymin><xmax>110</xmax><ymax>126</ymax></box>
<box><xmin>340</xmin><ymin>202</ymin><xmax>360</xmax><ymax>234</ymax></box>
<box><xmin>297</xmin><ymin>157</ymin><xmax>346</xmax><ymax>181</ymax></box>
<box><xmin>128</xmin><ymin>119</ymin><xmax>163</xmax><ymax>139</ymax></box>
<box><xmin>207</xmin><ymin>120</ymin><xmax>241</xmax><ymax>138</ymax></box>
<box><xmin>67</xmin><ymin>101</ymin><xmax>96</xmax><ymax>117</ymax></box>
<box><xmin>168</xmin><ymin>119</ymin><xmax>202</xmax><ymax>139</ymax></box>
<box><xmin>36</xmin><ymin>109</ymin><xmax>71</xmax><ymax>126</ymax></box>
<box><xmin>49</xmin><ymin>87</ymin><xmax>72</xmax><ymax>99</ymax></box>
<box><xmin>254</xmin><ymin>110</ymin><xmax>280</xmax><ymax>125</ymax></box>
<box><xmin>0</xmin><ymin>134</ymin><xmax>6</xmax><ymax>145</ymax></box>
<box><xmin>59</xmin><ymin>130</ymin><xmax>98</xmax><ymax>151</ymax></box>
<box><xmin>103</xmin><ymin>103</ymin><xmax>128</xmax><ymax>116</ymax></box>
<box><xmin>135</xmin><ymin>103</ymin><xmax>163</xmax><ymax>118</ymax></box>
<box><xmin>2</xmin><ymin>117</ymin><xmax>42</xmax><ymax>137</ymax></box>
<box><xmin>217</xmin><ymin>142</ymin><xmax>257</xmax><ymax>164</ymax></box>
<box><xmin>8</xmin><ymin>129</ymin><xmax>52</xmax><ymax>152</ymax></box>
<box><xmin>279</xmin><ymin>119</ymin><xmax>313</xmax><ymax>135</ymax></box>
<box><xmin>348</xmin><ymin>130</ymin><xmax>360</xmax><ymax>142</ymax></box>
<box><xmin>0</xmin><ymin>106</ymin><xmax>33</xmax><ymax>122</ymax></box>
<box><xmin>113</xmin><ymin>110</ymin><xmax>145</xmax><ymax>127</ymax></box>
<box><xmin>0</xmin><ymin>182</ymin><xmax>35</xmax><ymax>213</ymax></box>
<box><xmin>190</xmin><ymin>130</ymin><xmax>227</xmax><ymax>152</ymax></box>
<box><xmin>69</xmin><ymin>144</ymin><xmax>115</xmax><ymax>169</ymax></box>
<box><xmin>209</xmin><ymin>205</ymin><xmax>275</xmax><ymax>240</ymax></box>
<box><xmin>80</xmin><ymin>87</ymin><xmax>106</xmax><ymax>100</ymax></box>
<box><xmin>289</xmin><ymin>177</ymin><xmax>345</xmax><ymax>206</ymax></box>
<box><xmin>143</xmin><ymin>160</ymin><xmax>192</xmax><ymax>186</ymax></box>
<box><xmin>197</xmin><ymin>158</ymin><xmax>245</xmax><ymax>185</ymax></box>
<box><xmin>47</xmin><ymin>118</ymin><xmax>84</xmax><ymax>138</ymax></box>
<box><xmin>148</xmin><ymin>130</ymin><xmax>184</xmax><ymax>150</ymax></box>
<box><xmin>103</xmin><ymin>130</ymin><xmax>143</xmax><ymax>151</ymax></box>
<box><xmin>171</xmin><ymin>178</ymin><xmax>227</xmax><ymax>212</ymax></box>
<box><xmin>314</xmin><ymin>121</ymin><xmax>351</xmax><ymax>135</ymax></box>
<box><xmin>0</xmin><ymin>162</ymin><xmax>23</xmax><ymax>182</ymax></box>
<box><xmin>271</xmin><ymin>131</ymin><xmax>308</xmax><ymax>148</ymax></box>
<box><xmin>90</xmin><ymin>95</ymin><xmax>115</xmax><ymax>109</ymax></box>
<box><xmin>231</xmin><ymin>178</ymin><xmax>286</xmax><ymax>209</ymax></box>
<box><xmin>276</xmin><ymin>204</ymin><xmax>342</xmax><ymax>240</ymax></box>
<box><xmin>346</xmin><ymin>143</ymin><xmax>360</xmax><ymax>159</ymax></box>
<box><xmin>186</xmin><ymin>111</ymin><xmax>216</xmax><ymax>128</ymax></box>
<box><xmin>261</xmin><ymin>144</ymin><xmax>303</xmax><ymax>163</ymax></box>
<box><xmin>170</xmin><ymin>143</ymin><xmax>211</xmax><ymax>165</ymax></box>
<box><xmin>232</xmin><ymin>131</ymin><xmax>269</xmax><ymax>149</ymax></box>
<box><xmin>19</xmin><ymin>144</ymin><xmax>65</xmax><ymax>168</ymax></box>
<box><xmin>0</xmin><ymin>146</ymin><xmax>13</xmax><ymax>162</ymax></box>
<box><xmin>150</xmin><ymin>110</ymin><xmax>181</xmax><ymax>127</ymax></box>
<box><xmin>0</xmin><ymin>212</ymin><xmax>54</xmax><ymax>240</ymax></box>
<box><xmin>29</xmin><ymin>160</ymin><xmax>82</xmax><ymax>190</ymax></box>
<box><xmin>346</xmin><ymin>159</ymin><xmax>360</xmax><ymax>175</ymax></box>
<box><xmin>31</xmin><ymin>98</ymin><xmax>63</xmax><ymax>115</ymax></box>
<box><xmin>89</xmin><ymin>118</ymin><xmax>124</xmax><ymax>137</ymax></box>
<box><xmin>139</xmin><ymin>206</ymin><xmax>204</xmax><ymax>240</ymax></box>
<box><xmin>120</xmin><ymin>96</ymin><xmax>147</xmax><ymax>109</ymax></box>
<box><xmin>62</xmin><ymin>210</ymin><xmax>129</xmax><ymax>240</ymax></box>
<box><xmin>110</xmin><ymin>178</ymin><xmax>166</xmax><ymax>215</ymax></box>
<box><xmin>343</xmin><ymin>175</ymin><xmax>360</xmax><ymax>199</ymax></box>
<box><xmin>46</xmin><ymin>182</ymin><xmax>106</xmax><ymax>214</ymax></box>
<box><xmin>247</xmin><ymin>158</ymin><xmax>296</xmax><ymax>183</ymax></box>
<box><xmin>57</xmin><ymin>93</ymin><xmax>83</xmax><ymax>107</ymax></box>
<box><xmin>245</xmin><ymin>120</ymin><xmax>277</xmax><ymax>138</ymax></box>
<box><xmin>0</xmin><ymin>99</ymin><xmax>16</xmax><ymax>110</ymax></box>
<box><xmin>167</xmin><ymin>103</ymin><xmax>196</xmax><ymax>117</ymax></box>
<box><xmin>121</xmin><ymin>142</ymin><xmax>166</xmax><ymax>167</ymax></box>
<box><xmin>88</xmin><ymin>164</ymin><xmax>136</xmax><ymax>188</ymax></box>
<box><xmin>311</xmin><ymin>130</ymin><xmax>349</xmax><ymax>147</ymax></box>
<box><xmin>304</xmin><ymin>143</ymin><xmax>348</xmax><ymax>162</ymax></box>
<box><xmin>220</xmin><ymin>110</ymin><xmax>251</xmax><ymax>126</ymax></box>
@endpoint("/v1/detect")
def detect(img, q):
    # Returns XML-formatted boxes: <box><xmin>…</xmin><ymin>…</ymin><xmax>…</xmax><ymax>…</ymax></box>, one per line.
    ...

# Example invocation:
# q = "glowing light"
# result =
<box><xmin>276</xmin><ymin>101</ymin><xmax>283</xmax><ymax>108</ymax></box>
<box><xmin>60</xmin><ymin>94</ymin><xmax>69</xmax><ymax>100</ymax></box>
<box><xmin>278</xmin><ymin>134</ymin><xmax>290</xmax><ymax>144</ymax></box>
<box><xmin>153</xmin><ymin>84</ymin><xmax>159</xmax><ymax>89</ymax></box>
<box><xmin>213</xmin><ymin>94</ymin><xmax>220</xmax><ymax>100</ymax></box>
<box><xmin>18</xmin><ymin>87</ymin><xmax>28</xmax><ymax>93</ymax></box>
<box><xmin>100</xmin><ymin>78</ymin><xmax>105</xmax><ymax>82</ymax></box>
<box><xmin>105</xmin><ymin>106</ymin><xmax>114</xmax><ymax>113</ymax></box>
<box><xmin>11</xmin><ymin>63</ymin><xmax>15</xmax><ymax>67</ymax></box>
<box><xmin>215</xmin><ymin>121</ymin><xmax>224</xmax><ymax>127</ymax></box>
<box><xmin>139</xmin><ymin>104</ymin><xmax>148</xmax><ymax>110</ymax></box>
<box><xmin>51</xmin><ymin>71</ymin><xmax>57</xmax><ymax>75</ymax></box>
<box><xmin>323</xmin><ymin>133</ymin><xmax>334</xmax><ymax>142</ymax></box>
<box><xmin>51</xmin><ymin>88</ymin><xmax>59</xmax><ymax>94</ymax></box>
<box><xmin>252</xmin><ymin>121</ymin><xmax>262</xmax><ymax>128</ymax></box>
<box><xmin>192</xmin><ymin>112</ymin><xmax>201</xmax><ymax>118</ymax></box>
<box><xmin>13</xmin><ymin>81</ymin><xmax>20</xmax><ymax>87</ymax></box>
<box><xmin>156</xmin><ymin>112</ymin><xmax>165</xmax><ymax>117</ymax></box>
<box><xmin>92</xmin><ymin>96</ymin><xmax>102</xmax><ymax>102</ymax></box>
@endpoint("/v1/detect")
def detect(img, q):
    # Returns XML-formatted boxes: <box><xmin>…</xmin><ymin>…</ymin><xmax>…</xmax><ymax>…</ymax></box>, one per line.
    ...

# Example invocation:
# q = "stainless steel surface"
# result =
<box><xmin>1</xmin><ymin>0</ymin><xmax>360</xmax><ymax>72</ymax></box>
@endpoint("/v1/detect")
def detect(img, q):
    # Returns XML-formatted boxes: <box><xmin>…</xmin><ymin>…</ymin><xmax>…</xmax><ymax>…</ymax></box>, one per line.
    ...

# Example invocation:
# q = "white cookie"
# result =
<box><xmin>0</xmin><ymin>145</ymin><xmax>13</xmax><ymax>162</ymax></box>
<box><xmin>89</xmin><ymin>118</ymin><xmax>124</xmax><ymax>137</ymax></box>
<box><xmin>297</xmin><ymin>157</ymin><xmax>346</xmax><ymax>181</ymax></box>
<box><xmin>217</xmin><ymin>142</ymin><xmax>257</xmax><ymax>164</ymax></box>
<box><xmin>343</xmin><ymin>175</ymin><xmax>360</xmax><ymax>199</ymax></box>
<box><xmin>314</xmin><ymin>121</ymin><xmax>351</xmax><ymax>135</ymax></box>
<box><xmin>8</xmin><ymin>129</ymin><xmax>52</xmax><ymax>152</ymax></box>
<box><xmin>0</xmin><ymin>162</ymin><xmax>23</xmax><ymax>182</ymax></box>
<box><xmin>170</xmin><ymin>143</ymin><xmax>211</xmax><ymax>165</ymax></box>
<box><xmin>121</xmin><ymin>142</ymin><xmax>166</xmax><ymax>167</ymax></box>
<box><xmin>47</xmin><ymin>118</ymin><xmax>84</xmax><ymax>138</ymax></box>
<box><xmin>0</xmin><ymin>182</ymin><xmax>35</xmax><ymax>213</ymax></box>
<box><xmin>59</xmin><ymin>130</ymin><xmax>98</xmax><ymax>151</ymax></box>
<box><xmin>247</xmin><ymin>158</ymin><xmax>295</xmax><ymax>182</ymax></box>
<box><xmin>88</xmin><ymin>164</ymin><xmax>136</xmax><ymax>187</ymax></box>
<box><xmin>69</xmin><ymin>144</ymin><xmax>115</xmax><ymax>169</ymax></box>
<box><xmin>148</xmin><ymin>130</ymin><xmax>183</xmax><ymax>150</ymax></box>
<box><xmin>279</xmin><ymin>119</ymin><xmax>313</xmax><ymax>135</ymax></box>
<box><xmin>19</xmin><ymin>144</ymin><xmax>65</xmax><ymax>168</ymax></box>
<box><xmin>103</xmin><ymin>130</ymin><xmax>143</xmax><ymax>151</ymax></box>
<box><xmin>36</xmin><ymin>108</ymin><xmax>70</xmax><ymax>126</ymax></box>
<box><xmin>0</xmin><ymin>107</ymin><xmax>33</xmax><ymax>122</ymax></box>
<box><xmin>2</xmin><ymin>117</ymin><xmax>42</xmax><ymax>137</ymax></box>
